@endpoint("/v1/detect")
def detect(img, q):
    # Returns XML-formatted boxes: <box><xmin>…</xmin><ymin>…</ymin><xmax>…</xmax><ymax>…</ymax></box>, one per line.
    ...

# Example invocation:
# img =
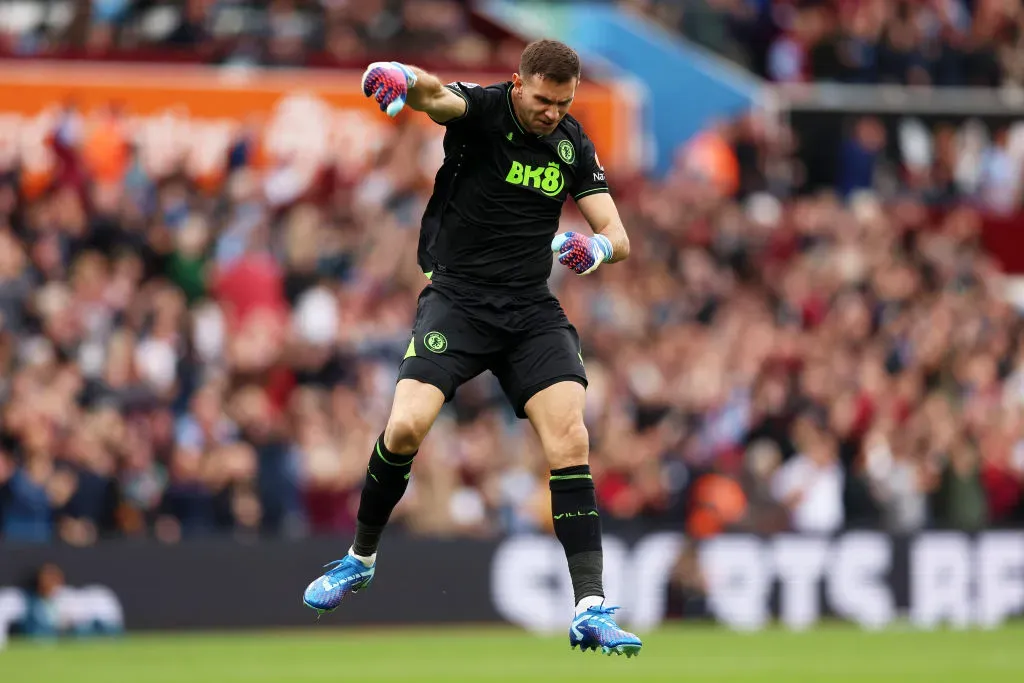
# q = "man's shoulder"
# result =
<box><xmin>556</xmin><ymin>113</ymin><xmax>586</xmax><ymax>138</ymax></box>
<box><xmin>553</xmin><ymin>114</ymin><xmax>591</xmax><ymax>154</ymax></box>
<box><xmin>549</xmin><ymin>114</ymin><xmax>591</xmax><ymax>165</ymax></box>
<box><xmin>444</xmin><ymin>80</ymin><xmax>510</xmax><ymax>101</ymax></box>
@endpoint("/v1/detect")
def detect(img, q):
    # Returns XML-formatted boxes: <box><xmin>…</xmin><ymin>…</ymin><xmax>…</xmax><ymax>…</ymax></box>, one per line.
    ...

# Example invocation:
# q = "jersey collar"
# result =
<box><xmin>506</xmin><ymin>83</ymin><xmax>542</xmax><ymax>139</ymax></box>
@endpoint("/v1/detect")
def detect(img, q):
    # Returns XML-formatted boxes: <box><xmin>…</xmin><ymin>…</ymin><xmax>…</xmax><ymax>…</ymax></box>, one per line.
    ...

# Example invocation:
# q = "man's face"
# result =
<box><xmin>512</xmin><ymin>73</ymin><xmax>577</xmax><ymax>136</ymax></box>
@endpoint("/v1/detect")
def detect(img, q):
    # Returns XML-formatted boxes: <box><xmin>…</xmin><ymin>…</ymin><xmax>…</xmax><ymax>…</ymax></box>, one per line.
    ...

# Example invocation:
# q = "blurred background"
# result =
<box><xmin>1</xmin><ymin>0</ymin><xmax>1024</xmax><ymax>664</ymax></box>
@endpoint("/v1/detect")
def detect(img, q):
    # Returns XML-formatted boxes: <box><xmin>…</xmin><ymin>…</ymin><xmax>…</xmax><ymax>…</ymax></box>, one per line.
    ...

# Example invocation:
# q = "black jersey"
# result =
<box><xmin>417</xmin><ymin>81</ymin><xmax>610</xmax><ymax>290</ymax></box>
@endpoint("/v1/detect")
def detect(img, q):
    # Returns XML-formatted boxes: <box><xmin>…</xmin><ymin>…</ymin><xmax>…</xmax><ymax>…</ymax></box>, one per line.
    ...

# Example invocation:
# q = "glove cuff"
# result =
<box><xmin>391</xmin><ymin>62</ymin><xmax>418</xmax><ymax>88</ymax></box>
<box><xmin>592</xmin><ymin>234</ymin><xmax>613</xmax><ymax>263</ymax></box>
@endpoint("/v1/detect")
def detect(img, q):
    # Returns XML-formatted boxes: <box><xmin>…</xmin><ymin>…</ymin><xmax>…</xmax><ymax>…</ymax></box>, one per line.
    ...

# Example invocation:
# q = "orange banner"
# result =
<box><xmin>0</xmin><ymin>62</ymin><xmax>641</xmax><ymax>183</ymax></box>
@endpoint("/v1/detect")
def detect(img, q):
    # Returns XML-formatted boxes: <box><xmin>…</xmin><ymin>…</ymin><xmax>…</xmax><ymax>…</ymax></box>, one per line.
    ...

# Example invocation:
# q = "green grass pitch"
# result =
<box><xmin>3</xmin><ymin>623</ymin><xmax>1022</xmax><ymax>682</ymax></box>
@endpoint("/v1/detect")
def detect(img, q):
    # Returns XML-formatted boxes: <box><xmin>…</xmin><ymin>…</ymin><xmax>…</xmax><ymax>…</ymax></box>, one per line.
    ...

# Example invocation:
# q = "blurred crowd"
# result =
<box><xmin>2</xmin><ymin>0</ymin><xmax>1024</xmax><ymax>545</ymax></box>
<box><xmin>628</xmin><ymin>0</ymin><xmax>1024</xmax><ymax>87</ymax></box>
<box><xmin>1</xmin><ymin>85</ymin><xmax>1023</xmax><ymax>547</ymax></box>
<box><xmin>8</xmin><ymin>0</ymin><xmax>1022</xmax><ymax>86</ymax></box>
<box><xmin>777</xmin><ymin>111</ymin><xmax>1024</xmax><ymax>216</ymax></box>
<box><xmin>592</xmin><ymin>110</ymin><xmax>1024</xmax><ymax>540</ymax></box>
<box><xmin>0</xmin><ymin>0</ymin><xmax>517</xmax><ymax>69</ymax></box>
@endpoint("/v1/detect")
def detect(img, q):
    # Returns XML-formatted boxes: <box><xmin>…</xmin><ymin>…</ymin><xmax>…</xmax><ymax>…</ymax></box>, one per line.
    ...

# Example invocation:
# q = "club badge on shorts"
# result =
<box><xmin>424</xmin><ymin>331</ymin><xmax>448</xmax><ymax>353</ymax></box>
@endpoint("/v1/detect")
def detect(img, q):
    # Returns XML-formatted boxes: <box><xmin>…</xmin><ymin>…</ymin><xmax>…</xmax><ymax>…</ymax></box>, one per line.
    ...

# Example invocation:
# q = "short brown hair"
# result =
<box><xmin>519</xmin><ymin>39</ymin><xmax>581</xmax><ymax>83</ymax></box>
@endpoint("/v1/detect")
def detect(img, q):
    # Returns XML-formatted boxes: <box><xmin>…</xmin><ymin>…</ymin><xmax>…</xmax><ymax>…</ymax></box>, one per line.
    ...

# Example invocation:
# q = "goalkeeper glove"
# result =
<box><xmin>361</xmin><ymin>61</ymin><xmax>418</xmax><ymax>117</ymax></box>
<box><xmin>551</xmin><ymin>232</ymin><xmax>613</xmax><ymax>275</ymax></box>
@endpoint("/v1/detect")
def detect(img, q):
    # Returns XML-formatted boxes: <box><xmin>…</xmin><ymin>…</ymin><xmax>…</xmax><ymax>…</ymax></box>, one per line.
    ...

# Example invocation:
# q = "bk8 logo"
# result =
<box><xmin>505</xmin><ymin>161</ymin><xmax>564</xmax><ymax>198</ymax></box>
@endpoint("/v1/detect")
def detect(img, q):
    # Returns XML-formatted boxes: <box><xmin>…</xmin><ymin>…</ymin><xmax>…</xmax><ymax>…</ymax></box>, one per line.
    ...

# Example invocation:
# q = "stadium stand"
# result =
<box><xmin>626</xmin><ymin>0</ymin><xmax>1024</xmax><ymax>86</ymax></box>
<box><xmin>0</xmin><ymin>92</ymin><xmax>1022</xmax><ymax>545</ymax></box>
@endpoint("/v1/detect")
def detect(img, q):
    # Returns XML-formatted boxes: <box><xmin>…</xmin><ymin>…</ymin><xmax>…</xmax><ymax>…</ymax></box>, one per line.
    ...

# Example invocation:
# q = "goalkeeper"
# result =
<box><xmin>302</xmin><ymin>39</ymin><xmax>640</xmax><ymax>657</ymax></box>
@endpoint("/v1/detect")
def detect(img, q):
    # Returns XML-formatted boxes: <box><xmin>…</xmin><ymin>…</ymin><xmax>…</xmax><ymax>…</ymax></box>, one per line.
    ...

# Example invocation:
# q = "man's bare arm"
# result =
<box><xmin>576</xmin><ymin>192</ymin><xmax>630</xmax><ymax>263</ymax></box>
<box><xmin>404</xmin><ymin>67</ymin><xmax>469</xmax><ymax>123</ymax></box>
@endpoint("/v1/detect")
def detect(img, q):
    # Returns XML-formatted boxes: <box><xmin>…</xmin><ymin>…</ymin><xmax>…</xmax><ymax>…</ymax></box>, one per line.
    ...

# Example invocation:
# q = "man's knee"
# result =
<box><xmin>384</xmin><ymin>412</ymin><xmax>431</xmax><ymax>454</ymax></box>
<box><xmin>384</xmin><ymin>380</ymin><xmax>445</xmax><ymax>454</ymax></box>
<box><xmin>545</xmin><ymin>420</ymin><xmax>590</xmax><ymax>470</ymax></box>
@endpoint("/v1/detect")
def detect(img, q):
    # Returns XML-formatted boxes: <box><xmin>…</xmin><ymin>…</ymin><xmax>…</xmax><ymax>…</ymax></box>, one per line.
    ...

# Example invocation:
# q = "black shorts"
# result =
<box><xmin>397</xmin><ymin>281</ymin><xmax>587</xmax><ymax>419</ymax></box>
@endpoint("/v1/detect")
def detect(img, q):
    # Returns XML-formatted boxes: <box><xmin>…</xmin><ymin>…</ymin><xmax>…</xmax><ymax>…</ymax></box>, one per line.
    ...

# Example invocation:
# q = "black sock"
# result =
<box><xmin>352</xmin><ymin>433</ymin><xmax>416</xmax><ymax>557</ymax></box>
<box><xmin>550</xmin><ymin>464</ymin><xmax>604</xmax><ymax>605</ymax></box>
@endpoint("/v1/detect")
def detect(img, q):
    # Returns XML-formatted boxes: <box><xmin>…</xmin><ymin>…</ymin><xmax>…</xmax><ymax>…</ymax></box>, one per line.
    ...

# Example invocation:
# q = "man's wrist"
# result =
<box><xmin>593</xmin><ymin>234</ymin><xmax>613</xmax><ymax>263</ymax></box>
<box><xmin>391</xmin><ymin>62</ymin><xmax>418</xmax><ymax>88</ymax></box>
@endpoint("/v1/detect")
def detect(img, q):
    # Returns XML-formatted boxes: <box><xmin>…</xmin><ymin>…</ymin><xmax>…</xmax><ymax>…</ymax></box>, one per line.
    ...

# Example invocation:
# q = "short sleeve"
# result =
<box><xmin>570</xmin><ymin>132</ymin><xmax>610</xmax><ymax>202</ymax></box>
<box><xmin>431</xmin><ymin>81</ymin><xmax>497</xmax><ymax>131</ymax></box>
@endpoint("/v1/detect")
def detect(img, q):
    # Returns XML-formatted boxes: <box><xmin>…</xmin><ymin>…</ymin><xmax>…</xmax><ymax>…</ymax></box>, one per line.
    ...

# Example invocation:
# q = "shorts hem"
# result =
<box><xmin>398</xmin><ymin>358</ymin><xmax>457</xmax><ymax>402</ymax></box>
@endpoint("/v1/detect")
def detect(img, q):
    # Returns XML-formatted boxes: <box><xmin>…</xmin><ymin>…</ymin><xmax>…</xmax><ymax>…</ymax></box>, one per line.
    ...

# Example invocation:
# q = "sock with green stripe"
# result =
<box><xmin>550</xmin><ymin>465</ymin><xmax>604</xmax><ymax>609</ymax></box>
<box><xmin>352</xmin><ymin>433</ymin><xmax>416</xmax><ymax>559</ymax></box>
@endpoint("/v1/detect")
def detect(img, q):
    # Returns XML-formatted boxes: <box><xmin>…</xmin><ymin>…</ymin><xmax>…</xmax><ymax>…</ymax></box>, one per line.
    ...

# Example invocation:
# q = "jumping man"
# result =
<box><xmin>302</xmin><ymin>39</ymin><xmax>641</xmax><ymax>657</ymax></box>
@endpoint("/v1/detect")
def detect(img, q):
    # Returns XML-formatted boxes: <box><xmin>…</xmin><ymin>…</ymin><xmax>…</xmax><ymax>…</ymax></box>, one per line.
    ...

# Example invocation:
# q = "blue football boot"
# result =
<box><xmin>302</xmin><ymin>555</ymin><xmax>375</xmax><ymax>616</ymax></box>
<box><xmin>569</xmin><ymin>605</ymin><xmax>642</xmax><ymax>657</ymax></box>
